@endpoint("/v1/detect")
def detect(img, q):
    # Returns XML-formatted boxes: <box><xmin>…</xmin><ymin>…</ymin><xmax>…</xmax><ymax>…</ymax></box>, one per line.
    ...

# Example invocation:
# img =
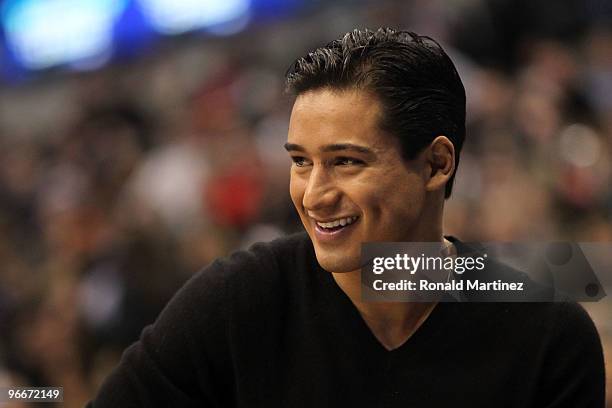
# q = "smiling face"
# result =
<box><xmin>287</xmin><ymin>88</ymin><xmax>439</xmax><ymax>273</ymax></box>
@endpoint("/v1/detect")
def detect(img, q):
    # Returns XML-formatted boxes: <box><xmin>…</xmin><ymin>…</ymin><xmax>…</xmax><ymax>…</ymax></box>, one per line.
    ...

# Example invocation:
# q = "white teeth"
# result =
<box><xmin>316</xmin><ymin>216</ymin><xmax>358</xmax><ymax>229</ymax></box>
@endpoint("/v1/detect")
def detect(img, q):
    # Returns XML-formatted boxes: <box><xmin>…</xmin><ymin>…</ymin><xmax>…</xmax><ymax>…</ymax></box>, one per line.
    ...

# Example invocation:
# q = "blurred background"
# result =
<box><xmin>0</xmin><ymin>0</ymin><xmax>611</xmax><ymax>406</ymax></box>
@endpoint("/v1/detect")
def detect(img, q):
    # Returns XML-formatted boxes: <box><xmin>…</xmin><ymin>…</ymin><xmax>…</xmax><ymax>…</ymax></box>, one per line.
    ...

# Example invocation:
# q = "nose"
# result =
<box><xmin>302</xmin><ymin>165</ymin><xmax>341</xmax><ymax>213</ymax></box>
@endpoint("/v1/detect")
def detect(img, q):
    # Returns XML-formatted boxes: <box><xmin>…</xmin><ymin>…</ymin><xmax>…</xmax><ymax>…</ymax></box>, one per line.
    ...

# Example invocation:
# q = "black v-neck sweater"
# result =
<box><xmin>88</xmin><ymin>232</ymin><xmax>605</xmax><ymax>407</ymax></box>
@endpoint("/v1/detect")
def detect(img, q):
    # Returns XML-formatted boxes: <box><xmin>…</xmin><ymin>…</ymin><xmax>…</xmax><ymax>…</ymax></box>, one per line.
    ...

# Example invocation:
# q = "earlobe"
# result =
<box><xmin>426</xmin><ymin>136</ymin><xmax>455</xmax><ymax>193</ymax></box>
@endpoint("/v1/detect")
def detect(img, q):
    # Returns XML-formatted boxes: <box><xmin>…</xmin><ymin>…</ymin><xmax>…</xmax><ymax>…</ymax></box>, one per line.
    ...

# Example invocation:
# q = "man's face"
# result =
<box><xmin>286</xmin><ymin>88</ymin><xmax>431</xmax><ymax>273</ymax></box>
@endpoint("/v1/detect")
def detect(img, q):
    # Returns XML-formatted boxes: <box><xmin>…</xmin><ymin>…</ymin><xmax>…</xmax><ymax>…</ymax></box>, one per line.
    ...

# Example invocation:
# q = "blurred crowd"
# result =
<box><xmin>0</xmin><ymin>0</ymin><xmax>611</xmax><ymax>406</ymax></box>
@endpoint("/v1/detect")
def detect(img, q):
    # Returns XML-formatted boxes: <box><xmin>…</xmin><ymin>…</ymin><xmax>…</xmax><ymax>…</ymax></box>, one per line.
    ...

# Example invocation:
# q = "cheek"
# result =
<box><xmin>364</xmin><ymin>173</ymin><xmax>426</xmax><ymax>220</ymax></box>
<box><xmin>289</xmin><ymin>175</ymin><xmax>305</xmax><ymax>212</ymax></box>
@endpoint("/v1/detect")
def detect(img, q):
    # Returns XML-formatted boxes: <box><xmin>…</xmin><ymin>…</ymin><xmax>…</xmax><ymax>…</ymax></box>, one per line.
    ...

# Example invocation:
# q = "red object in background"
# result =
<box><xmin>205</xmin><ymin>162</ymin><xmax>264</xmax><ymax>228</ymax></box>
<box><xmin>190</xmin><ymin>68</ymin><xmax>242</xmax><ymax>134</ymax></box>
<box><xmin>558</xmin><ymin>165</ymin><xmax>597</xmax><ymax>209</ymax></box>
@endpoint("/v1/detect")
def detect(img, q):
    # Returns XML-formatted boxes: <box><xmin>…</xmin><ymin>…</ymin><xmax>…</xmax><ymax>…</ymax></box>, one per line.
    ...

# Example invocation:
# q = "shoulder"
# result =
<box><xmin>478</xmin><ymin>301</ymin><xmax>603</xmax><ymax>360</ymax></box>
<box><xmin>538</xmin><ymin>302</ymin><xmax>602</xmax><ymax>351</ymax></box>
<box><xmin>175</xmin><ymin>231</ymin><xmax>313</xmax><ymax>309</ymax></box>
<box><xmin>137</xmin><ymin>231</ymin><xmax>313</xmax><ymax>365</ymax></box>
<box><xmin>151</xmin><ymin>231</ymin><xmax>311</xmax><ymax>314</ymax></box>
<box><xmin>533</xmin><ymin>302</ymin><xmax>605</xmax><ymax>405</ymax></box>
<box><xmin>203</xmin><ymin>231</ymin><xmax>312</xmax><ymax>285</ymax></box>
<box><xmin>448</xmin><ymin>300</ymin><xmax>602</xmax><ymax>350</ymax></box>
<box><xmin>227</xmin><ymin>230</ymin><xmax>312</xmax><ymax>269</ymax></box>
<box><xmin>89</xmin><ymin>232</ymin><xmax>315</xmax><ymax>405</ymax></box>
<box><xmin>472</xmin><ymin>300</ymin><xmax>596</xmax><ymax>329</ymax></box>
<box><xmin>459</xmin><ymin>302</ymin><xmax>605</xmax><ymax>405</ymax></box>
<box><xmin>493</xmin><ymin>301</ymin><xmax>597</xmax><ymax>329</ymax></box>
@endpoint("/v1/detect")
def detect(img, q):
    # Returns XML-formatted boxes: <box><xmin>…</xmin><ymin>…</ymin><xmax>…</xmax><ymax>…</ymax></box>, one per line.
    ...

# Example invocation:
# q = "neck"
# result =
<box><xmin>331</xmin><ymin>234</ymin><xmax>450</xmax><ymax>350</ymax></box>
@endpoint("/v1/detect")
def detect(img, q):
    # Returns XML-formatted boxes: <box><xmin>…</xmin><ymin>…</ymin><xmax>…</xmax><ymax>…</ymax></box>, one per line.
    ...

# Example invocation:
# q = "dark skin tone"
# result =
<box><xmin>286</xmin><ymin>88</ymin><xmax>455</xmax><ymax>350</ymax></box>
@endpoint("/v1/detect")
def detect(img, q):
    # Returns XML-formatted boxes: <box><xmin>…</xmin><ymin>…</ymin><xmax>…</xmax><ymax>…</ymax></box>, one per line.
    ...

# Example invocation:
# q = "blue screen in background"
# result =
<box><xmin>0</xmin><ymin>0</ymin><xmax>304</xmax><ymax>83</ymax></box>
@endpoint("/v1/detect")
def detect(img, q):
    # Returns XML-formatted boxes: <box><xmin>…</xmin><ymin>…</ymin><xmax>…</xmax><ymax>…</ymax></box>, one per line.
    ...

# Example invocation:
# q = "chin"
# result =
<box><xmin>314</xmin><ymin>250</ymin><xmax>360</xmax><ymax>273</ymax></box>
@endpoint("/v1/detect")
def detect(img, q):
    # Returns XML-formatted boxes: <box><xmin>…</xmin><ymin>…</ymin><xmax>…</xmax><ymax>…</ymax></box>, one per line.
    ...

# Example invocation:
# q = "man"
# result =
<box><xmin>89</xmin><ymin>28</ymin><xmax>605</xmax><ymax>407</ymax></box>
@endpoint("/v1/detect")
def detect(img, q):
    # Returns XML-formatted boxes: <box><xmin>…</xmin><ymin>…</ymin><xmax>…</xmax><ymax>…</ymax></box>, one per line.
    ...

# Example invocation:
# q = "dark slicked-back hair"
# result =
<box><xmin>285</xmin><ymin>28</ymin><xmax>466</xmax><ymax>198</ymax></box>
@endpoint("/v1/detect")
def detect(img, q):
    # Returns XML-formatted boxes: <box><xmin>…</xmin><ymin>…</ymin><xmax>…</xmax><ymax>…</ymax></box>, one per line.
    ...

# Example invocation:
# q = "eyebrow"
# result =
<box><xmin>284</xmin><ymin>142</ymin><xmax>376</xmax><ymax>157</ymax></box>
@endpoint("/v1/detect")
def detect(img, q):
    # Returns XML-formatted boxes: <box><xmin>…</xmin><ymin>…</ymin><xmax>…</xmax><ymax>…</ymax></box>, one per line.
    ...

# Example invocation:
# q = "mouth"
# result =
<box><xmin>312</xmin><ymin>215</ymin><xmax>360</xmax><ymax>241</ymax></box>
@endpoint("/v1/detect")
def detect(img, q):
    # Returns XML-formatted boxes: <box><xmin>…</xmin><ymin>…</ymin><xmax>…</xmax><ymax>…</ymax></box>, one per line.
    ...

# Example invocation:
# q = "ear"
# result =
<box><xmin>425</xmin><ymin>136</ymin><xmax>455</xmax><ymax>193</ymax></box>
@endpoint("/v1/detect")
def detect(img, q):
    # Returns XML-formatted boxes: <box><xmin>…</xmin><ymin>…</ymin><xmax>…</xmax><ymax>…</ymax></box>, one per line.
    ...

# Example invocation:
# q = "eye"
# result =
<box><xmin>291</xmin><ymin>156</ymin><xmax>311</xmax><ymax>167</ymax></box>
<box><xmin>335</xmin><ymin>157</ymin><xmax>364</xmax><ymax>166</ymax></box>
